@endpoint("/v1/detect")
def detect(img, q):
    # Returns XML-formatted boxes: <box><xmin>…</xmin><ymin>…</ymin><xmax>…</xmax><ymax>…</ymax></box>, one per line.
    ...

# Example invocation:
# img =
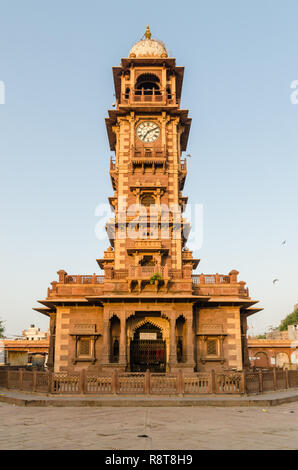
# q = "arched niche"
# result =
<box><xmin>176</xmin><ymin>315</ymin><xmax>186</xmax><ymax>363</ymax></box>
<box><xmin>109</xmin><ymin>315</ymin><xmax>120</xmax><ymax>363</ymax></box>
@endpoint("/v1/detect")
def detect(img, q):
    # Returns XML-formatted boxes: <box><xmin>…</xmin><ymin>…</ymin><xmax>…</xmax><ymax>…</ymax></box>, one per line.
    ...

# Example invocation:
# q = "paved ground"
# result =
<box><xmin>0</xmin><ymin>401</ymin><xmax>298</xmax><ymax>450</ymax></box>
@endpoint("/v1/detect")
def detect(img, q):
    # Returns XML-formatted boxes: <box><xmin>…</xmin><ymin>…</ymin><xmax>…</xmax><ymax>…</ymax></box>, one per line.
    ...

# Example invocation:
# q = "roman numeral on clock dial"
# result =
<box><xmin>136</xmin><ymin>121</ymin><xmax>160</xmax><ymax>143</ymax></box>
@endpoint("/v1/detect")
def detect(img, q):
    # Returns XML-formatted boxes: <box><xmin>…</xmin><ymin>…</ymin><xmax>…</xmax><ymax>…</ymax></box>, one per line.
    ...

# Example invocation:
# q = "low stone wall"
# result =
<box><xmin>0</xmin><ymin>368</ymin><xmax>297</xmax><ymax>396</ymax></box>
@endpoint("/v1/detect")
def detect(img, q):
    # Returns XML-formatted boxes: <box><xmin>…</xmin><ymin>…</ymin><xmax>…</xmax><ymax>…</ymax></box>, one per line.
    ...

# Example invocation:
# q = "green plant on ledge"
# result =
<box><xmin>149</xmin><ymin>273</ymin><xmax>163</xmax><ymax>285</ymax></box>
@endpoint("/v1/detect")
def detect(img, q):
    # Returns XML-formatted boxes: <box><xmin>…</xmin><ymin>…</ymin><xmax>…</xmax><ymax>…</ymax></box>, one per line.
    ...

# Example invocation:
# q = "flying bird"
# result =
<box><xmin>273</xmin><ymin>279</ymin><xmax>279</xmax><ymax>285</ymax></box>
<box><xmin>281</xmin><ymin>240</ymin><xmax>286</xmax><ymax>246</ymax></box>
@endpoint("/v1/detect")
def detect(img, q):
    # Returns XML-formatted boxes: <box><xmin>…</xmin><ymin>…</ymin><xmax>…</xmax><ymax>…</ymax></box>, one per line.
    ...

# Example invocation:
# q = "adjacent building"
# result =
<box><xmin>22</xmin><ymin>324</ymin><xmax>49</xmax><ymax>341</ymax></box>
<box><xmin>248</xmin><ymin>324</ymin><xmax>298</xmax><ymax>368</ymax></box>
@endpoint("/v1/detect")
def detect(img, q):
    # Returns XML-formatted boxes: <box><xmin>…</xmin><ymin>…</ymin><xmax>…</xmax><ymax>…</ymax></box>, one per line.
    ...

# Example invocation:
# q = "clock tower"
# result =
<box><xmin>36</xmin><ymin>27</ymin><xmax>260</xmax><ymax>375</ymax></box>
<box><xmin>103</xmin><ymin>24</ymin><xmax>195</xmax><ymax>286</ymax></box>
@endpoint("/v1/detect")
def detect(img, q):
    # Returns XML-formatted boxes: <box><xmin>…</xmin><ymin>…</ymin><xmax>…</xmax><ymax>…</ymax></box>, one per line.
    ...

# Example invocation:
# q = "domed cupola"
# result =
<box><xmin>129</xmin><ymin>25</ymin><xmax>168</xmax><ymax>58</ymax></box>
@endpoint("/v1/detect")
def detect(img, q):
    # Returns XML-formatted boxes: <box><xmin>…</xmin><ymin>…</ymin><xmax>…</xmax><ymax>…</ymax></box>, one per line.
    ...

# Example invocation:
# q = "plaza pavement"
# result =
<box><xmin>0</xmin><ymin>390</ymin><xmax>298</xmax><ymax>449</ymax></box>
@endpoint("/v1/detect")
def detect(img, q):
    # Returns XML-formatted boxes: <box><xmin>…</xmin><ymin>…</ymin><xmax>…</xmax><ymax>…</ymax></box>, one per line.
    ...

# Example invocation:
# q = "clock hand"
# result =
<box><xmin>144</xmin><ymin>127</ymin><xmax>158</xmax><ymax>138</ymax></box>
<box><xmin>144</xmin><ymin>128</ymin><xmax>153</xmax><ymax>139</ymax></box>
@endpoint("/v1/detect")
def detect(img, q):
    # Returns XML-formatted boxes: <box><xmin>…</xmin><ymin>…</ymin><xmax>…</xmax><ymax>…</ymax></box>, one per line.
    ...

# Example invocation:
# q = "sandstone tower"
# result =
<box><xmin>35</xmin><ymin>27</ymin><xmax>260</xmax><ymax>373</ymax></box>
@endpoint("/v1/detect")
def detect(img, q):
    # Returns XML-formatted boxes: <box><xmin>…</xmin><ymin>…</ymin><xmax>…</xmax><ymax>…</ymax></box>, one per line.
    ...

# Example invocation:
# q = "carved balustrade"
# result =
<box><xmin>128</xmin><ymin>265</ymin><xmax>168</xmax><ymax>279</ymax></box>
<box><xmin>121</xmin><ymin>90</ymin><xmax>177</xmax><ymax>106</ymax></box>
<box><xmin>1</xmin><ymin>368</ymin><xmax>297</xmax><ymax>396</ymax></box>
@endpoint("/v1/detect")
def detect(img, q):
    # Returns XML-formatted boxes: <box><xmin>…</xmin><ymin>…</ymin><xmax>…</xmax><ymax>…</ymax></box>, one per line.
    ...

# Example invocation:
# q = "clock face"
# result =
<box><xmin>136</xmin><ymin>121</ymin><xmax>160</xmax><ymax>143</ymax></box>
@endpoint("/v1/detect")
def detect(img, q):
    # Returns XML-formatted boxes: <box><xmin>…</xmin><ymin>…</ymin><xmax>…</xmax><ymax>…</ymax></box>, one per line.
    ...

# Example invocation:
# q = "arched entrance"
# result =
<box><xmin>130</xmin><ymin>322</ymin><xmax>166</xmax><ymax>372</ymax></box>
<box><xmin>255</xmin><ymin>352</ymin><xmax>269</xmax><ymax>368</ymax></box>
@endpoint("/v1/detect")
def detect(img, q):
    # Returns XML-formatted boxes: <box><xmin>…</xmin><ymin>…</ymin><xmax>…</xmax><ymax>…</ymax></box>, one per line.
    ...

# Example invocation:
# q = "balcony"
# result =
<box><xmin>128</xmin><ymin>265</ymin><xmax>168</xmax><ymax>279</ymax></box>
<box><xmin>120</xmin><ymin>90</ymin><xmax>177</xmax><ymax>108</ymax></box>
<box><xmin>131</xmin><ymin>146</ymin><xmax>167</xmax><ymax>174</ymax></box>
<box><xmin>127</xmin><ymin>265</ymin><xmax>170</xmax><ymax>293</ymax></box>
<box><xmin>132</xmin><ymin>146</ymin><xmax>166</xmax><ymax>160</ymax></box>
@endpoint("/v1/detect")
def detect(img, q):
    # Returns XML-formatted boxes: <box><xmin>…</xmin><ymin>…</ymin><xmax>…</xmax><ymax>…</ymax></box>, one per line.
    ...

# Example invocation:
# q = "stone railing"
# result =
<box><xmin>192</xmin><ymin>271</ymin><xmax>249</xmax><ymax>297</ymax></box>
<box><xmin>192</xmin><ymin>274</ymin><xmax>230</xmax><ymax>285</ymax></box>
<box><xmin>128</xmin><ymin>265</ymin><xmax>169</xmax><ymax>279</ymax></box>
<box><xmin>47</xmin><ymin>271</ymin><xmax>105</xmax><ymax>297</ymax></box>
<box><xmin>62</xmin><ymin>274</ymin><xmax>104</xmax><ymax>284</ymax></box>
<box><xmin>121</xmin><ymin>90</ymin><xmax>176</xmax><ymax>106</ymax></box>
<box><xmin>1</xmin><ymin>368</ymin><xmax>297</xmax><ymax>396</ymax></box>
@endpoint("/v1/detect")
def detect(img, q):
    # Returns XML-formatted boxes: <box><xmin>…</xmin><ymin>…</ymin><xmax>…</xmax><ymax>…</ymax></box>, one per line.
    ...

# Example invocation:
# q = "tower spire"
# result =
<box><xmin>145</xmin><ymin>24</ymin><xmax>151</xmax><ymax>39</ymax></box>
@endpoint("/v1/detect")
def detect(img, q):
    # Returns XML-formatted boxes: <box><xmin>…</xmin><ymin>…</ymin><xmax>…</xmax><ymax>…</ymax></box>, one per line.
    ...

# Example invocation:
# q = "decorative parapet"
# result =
<box><xmin>126</xmin><ymin>240</ymin><xmax>165</xmax><ymax>252</ymax></box>
<box><xmin>47</xmin><ymin>271</ymin><xmax>105</xmax><ymax>298</ymax></box>
<box><xmin>192</xmin><ymin>271</ymin><xmax>249</xmax><ymax>297</ymax></box>
<box><xmin>192</xmin><ymin>274</ymin><xmax>230</xmax><ymax>285</ymax></box>
<box><xmin>64</xmin><ymin>274</ymin><xmax>104</xmax><ymax>284</ymax></box>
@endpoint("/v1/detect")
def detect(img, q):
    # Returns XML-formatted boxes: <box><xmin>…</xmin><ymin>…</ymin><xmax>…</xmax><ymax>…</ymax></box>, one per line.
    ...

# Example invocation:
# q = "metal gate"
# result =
<box><xmin>130</xmin><ymin>339</ymin><xmax>166</xmax><ymax>372</ymax></box>
<box><xmin>130</xmin><ymin>322</ymin><xmax>166</xmax><ymax>372</ymax></box>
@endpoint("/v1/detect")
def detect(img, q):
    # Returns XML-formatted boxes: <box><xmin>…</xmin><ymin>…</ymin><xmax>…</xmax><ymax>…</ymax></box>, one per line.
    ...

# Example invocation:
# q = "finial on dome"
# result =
<box><xmin>129</xmin><ymin>27</ymin><xmax>168</xmax><ymax>58</ymax></box>
<box><xmin>145</xmin><ymin>25</ymin><xmax>151</xmax><ymax>39</ymax></box>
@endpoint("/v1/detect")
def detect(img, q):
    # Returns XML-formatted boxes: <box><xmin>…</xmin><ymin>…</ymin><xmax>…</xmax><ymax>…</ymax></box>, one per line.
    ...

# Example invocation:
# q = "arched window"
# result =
<box><xmin>139</xmin><ymin>255</ymin><xmax>156</xmax><ymax>266</ymax></box>
<box><xmin>141</xmin><ymin>194</ymin><xmax>155</xmax><ymax>207</ymax></box>
<box><xmin>135</xmin><ymin>73</ymin><xmax>161</xmax><ymax>95</ymax></box>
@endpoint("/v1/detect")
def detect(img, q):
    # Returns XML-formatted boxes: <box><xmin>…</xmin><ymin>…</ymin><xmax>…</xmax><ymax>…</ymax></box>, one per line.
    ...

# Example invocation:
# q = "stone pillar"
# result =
<box><xmin>119</xmin><ymin>316</ymin><xmax>127</xmax><ymax>367</ymax></box>
<box><xmin>169</xmin><ymin>316</ymin><xmax>177</xmax><ymax>369</ymax></box>
<box><xmin>101</xmin><ymin>316</ymin><xmax>110</xmax><ymax>365</ymax></box>
<box><xmin>185</xmin><ymin>314</ymin><xmax>195</xmax><ymax>371</ymax></box>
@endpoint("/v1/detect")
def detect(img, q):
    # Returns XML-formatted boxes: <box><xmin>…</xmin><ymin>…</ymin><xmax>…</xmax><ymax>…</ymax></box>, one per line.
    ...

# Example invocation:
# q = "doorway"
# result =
<box><xmin>130</xmin><ymin>322</ymin><xmax>166</xmax><ymax>372</ymax></box>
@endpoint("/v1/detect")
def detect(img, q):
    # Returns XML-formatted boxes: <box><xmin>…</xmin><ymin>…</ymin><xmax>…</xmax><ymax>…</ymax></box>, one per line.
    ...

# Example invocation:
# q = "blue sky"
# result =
<box><xmin>0</xmin><ymin>0</ymin><xmax>297</xmax><ymax>337</ymax></box>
